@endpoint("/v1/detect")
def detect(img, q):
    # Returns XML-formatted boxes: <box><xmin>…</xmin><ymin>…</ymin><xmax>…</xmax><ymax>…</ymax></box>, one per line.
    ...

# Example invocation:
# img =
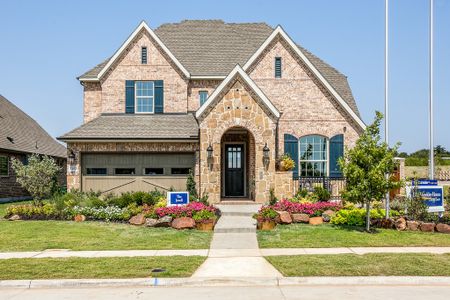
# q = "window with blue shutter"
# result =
<box><xmin>125</xmin><ymin>80</ymin><xmax>135</xmax><ymax>114</ymax></box>
<box><xmin>284</xmin><ymin>134</ymin><xmax>299</xmax><ymax>177</ymax></box>
<box><xmin>154</xmin><ymin>80</ymin><xmax>164</xmax><ymax>114</ymax></box>
<box><xmin>275</xmin><ymin>57</ymin><xmax>282</xmax><ymax>78</ymax></box>
<box><xmin>329</xmin><ymin>134</ymin><xmax>344</xmax><ymax>177</ymax></box>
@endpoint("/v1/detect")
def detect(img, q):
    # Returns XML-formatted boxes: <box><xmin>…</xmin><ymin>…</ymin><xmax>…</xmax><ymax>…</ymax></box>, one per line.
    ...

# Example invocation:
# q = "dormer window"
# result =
<box><xmin>141</xmin><ymin>47</ymin><xmax>147</xmax><ymax>64</ymax></box>
<box><xmin>275</xmin><ymin>57</ymin><xmax>282</xmax><ymax>78</ymax></box>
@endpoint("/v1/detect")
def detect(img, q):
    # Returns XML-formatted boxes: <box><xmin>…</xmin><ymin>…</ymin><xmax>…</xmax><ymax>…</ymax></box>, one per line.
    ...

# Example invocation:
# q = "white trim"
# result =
<box><xmin>85</xmin><ymin>21</ymin><xmax>190</xmax><ymax>81</ymax></box>
<box><xmin>195</xmin><ymin>65</ymin><xmax>280</xmax><ymax>119</ymax></box>
<box><xmin>190</xmin><ymin>75</ymin><xmax>226</xmax><ymax>80</ymax></box>
<box><xmin>243</xmin><ymin>26</ymin><xmax>366</xmax><ymax>131</ymax></box>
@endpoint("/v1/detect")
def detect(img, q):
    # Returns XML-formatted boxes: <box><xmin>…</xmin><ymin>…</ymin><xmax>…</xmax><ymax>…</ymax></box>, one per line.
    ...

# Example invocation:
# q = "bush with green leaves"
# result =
<box><xmin>331</xmin><ymin>208</ymin><xmax>400</xmax><ymax>227</ymax></box>
<box><xmin>11</xmin><ymin>154</ymin><xmax>61</xmax><ymax>204</ymax></box>
<box><xmin>5</xmin><ymin>203</ymin><xmax>58</xmax><ymax>219</ymax></box>
<box><xmin>106</xmin><ymin>190</ymin><xmax>165</xmax><ymax>208</ymax></box>
<box><xmin>192</xmin><ymin>209</ymin><xmax>217</xmax><ymax>223</ymax></box>
<box><xmin>313</xmin><ymin>186</ymin><xmax>331</xmax><ymax>201</ymax></box>
<box><xmin>67</xmin><ymin>206</ymin><xmax>131</xmax><ymax>222</ymax></box>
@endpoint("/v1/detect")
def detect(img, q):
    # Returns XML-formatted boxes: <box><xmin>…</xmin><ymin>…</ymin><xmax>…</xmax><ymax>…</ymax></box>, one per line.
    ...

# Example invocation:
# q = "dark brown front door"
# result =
<box><xmin>224</xmin><ymin>144</ymin><xmax>245</xmax><ymax>197</ymax></box>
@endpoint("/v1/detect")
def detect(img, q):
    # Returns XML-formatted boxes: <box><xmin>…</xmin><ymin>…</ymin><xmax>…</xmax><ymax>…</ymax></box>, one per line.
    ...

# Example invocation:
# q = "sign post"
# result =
<box><xmin>167</xmin><ymin>192</ymin><xmax>189</xmax><ymax>206</ymax></box>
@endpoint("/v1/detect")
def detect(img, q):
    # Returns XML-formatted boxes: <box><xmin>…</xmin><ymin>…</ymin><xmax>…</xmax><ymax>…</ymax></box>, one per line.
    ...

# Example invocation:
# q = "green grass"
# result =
<box><xmin>258</xmin><ymin>224</ymin><xmax>450</xmax><ymax>248</ymax></box>
<box><xmin>0</xmin><ymin>256</ymin><xmax>205</xmax><ymax>279</ymax></box>
<box><xmin>266</xmin><ymin>253</ymin><xmax>450</xmax><ymax>276</ymax></box>
<box><xmin>0</xmin><ymin>220</ymin><xmax>212</xmax><ymax>251</ymax></box>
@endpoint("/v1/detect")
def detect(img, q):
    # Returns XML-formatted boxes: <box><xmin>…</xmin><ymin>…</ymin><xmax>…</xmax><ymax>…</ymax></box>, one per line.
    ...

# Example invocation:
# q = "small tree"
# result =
<box><xmin>339</xmin><ymin>112</ymin><xmax>402</xmax><ymax>232</ymax></box>
<box><xmin>11</xmin><ymin>154</ymin><xmax>61</xmax><ymax>205</ymax></box>
<box><xmin>186</xmin><ymin>169</ymin><xmax>198</xmax><ymax>199</ymax></box>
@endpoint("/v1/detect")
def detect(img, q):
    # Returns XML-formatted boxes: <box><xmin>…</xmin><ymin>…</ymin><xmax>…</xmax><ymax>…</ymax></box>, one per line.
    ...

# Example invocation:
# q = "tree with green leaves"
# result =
<box><xmin>339</xmin><ymin>111</ymin><xmax>403</xmax><ymax>232</ymax></box>
<box><xmin>11</xmin><ymin>154</ymin><xmax>61</xmax><ymax>205</ymax></box>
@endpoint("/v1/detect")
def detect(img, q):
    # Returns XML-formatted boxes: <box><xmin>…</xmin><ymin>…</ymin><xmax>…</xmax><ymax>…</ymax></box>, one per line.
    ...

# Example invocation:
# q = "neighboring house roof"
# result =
<box><xmin>0</xmin><ymin>95</ymin><xmax>66</xmax><ymax>158</ymax></box>
<box><xmin>58</xmin><ymin>114</ymin><xmax>199</xmax><ymax>141</ymax></box>
<box><xmin>196</xmin><ymin>65</ymin><xmax>280</xmax><ymax>120</ymax></box>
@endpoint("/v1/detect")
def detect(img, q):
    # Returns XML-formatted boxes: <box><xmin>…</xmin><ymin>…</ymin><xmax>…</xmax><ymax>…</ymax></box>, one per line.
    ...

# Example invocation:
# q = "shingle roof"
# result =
<box><xmin>58</xmin><ymin>114</ymin><xmax>199</xmax><ymax>140</ymax></box>
<box><xmin>79</xmin><ymin>20</ymin><xmax>360</xmax><ymax>117</ymax></box>
<box><xmin>0</xmin><ymin>95</ymin><xmax>66</xmax><ymax>158</ymax></box>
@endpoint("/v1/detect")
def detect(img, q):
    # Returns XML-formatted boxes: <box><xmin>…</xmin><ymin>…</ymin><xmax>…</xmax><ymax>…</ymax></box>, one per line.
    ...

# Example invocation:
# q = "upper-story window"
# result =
<box><xmin>275</xmin><ymin>57</ymin><xmax>282</xmax><ymax>78</ymax></box>
<box><xmin>199</xmin><ymin>91</ymin><xmax>208</xmax><ymax>106</ymax></box>
<box><xmin>135</xmin><ymin>81</ymin><xmax>154</xmax><ymax>113</ymax></box>
<box><xmin>141</xmin><ymin>47</ymin><xmax>147</xmax><ymax>64</ymax></box>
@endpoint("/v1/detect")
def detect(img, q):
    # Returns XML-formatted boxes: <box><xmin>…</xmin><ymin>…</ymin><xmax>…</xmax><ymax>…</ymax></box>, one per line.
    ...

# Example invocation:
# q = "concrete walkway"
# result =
<box><xmin>192</xmin><ymin>204</ymin><xmax>283</xmax><ymax>278</ymax></box>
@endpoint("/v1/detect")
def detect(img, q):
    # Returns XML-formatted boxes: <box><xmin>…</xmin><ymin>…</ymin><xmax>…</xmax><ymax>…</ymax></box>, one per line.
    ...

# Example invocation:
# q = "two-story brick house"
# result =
<box><xmin>59</xmin><ymin>20</ymin><xmax>365</xmax><ymax>203</ymax></box>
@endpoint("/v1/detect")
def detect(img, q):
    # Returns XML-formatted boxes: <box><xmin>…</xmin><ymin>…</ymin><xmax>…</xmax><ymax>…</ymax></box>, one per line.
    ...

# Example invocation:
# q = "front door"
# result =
<box><xmin>224</xmin><ymin>144</ymin><xmax>245</xmax><ymax>197</ymax></box>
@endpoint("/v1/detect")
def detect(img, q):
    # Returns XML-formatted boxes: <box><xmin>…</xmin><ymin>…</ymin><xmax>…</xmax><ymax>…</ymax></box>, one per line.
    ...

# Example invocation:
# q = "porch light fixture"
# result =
<box><xmin>68</xmin><ymin>150</ymin><xmax>76</xmax><ymax>165</ymax></box>
<box><xmin>207</xmin><ymin>144</ymin><xmax>213</xmax><ymax>159</ymax></box>
<box><xmin>263</xmin><ymin>143</ymin><xmax>270</xmax><ymax>167</ymax></box>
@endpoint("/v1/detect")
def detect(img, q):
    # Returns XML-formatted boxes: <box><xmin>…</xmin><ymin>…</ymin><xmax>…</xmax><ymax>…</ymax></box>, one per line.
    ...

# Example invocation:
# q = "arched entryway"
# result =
<box><xmin>220</xmin><ymin>126</ymin><xmax>255</xmax><ymax>200</ymax></box>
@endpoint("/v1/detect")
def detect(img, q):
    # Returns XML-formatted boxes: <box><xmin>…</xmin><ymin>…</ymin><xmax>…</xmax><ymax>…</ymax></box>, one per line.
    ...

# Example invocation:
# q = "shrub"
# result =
<box><xmin>192</xmin><ymin>209</ymin><xmax>217</xmax><ymax>223</ymax></box>
<box><xmin>313</xmin><ymin>186</ymin><xmax>331</xmax><ymax>201</ymax></box>
<box><xmin>67</xmin><ymin>206</ymin><xmax>131</xmax><ymax>222</ymax></box>
<box><xmin>331</xmin><ymin>208</ymin><xmax>400</xmax><ymax>226</ymax></box>
<box><xmin>11</xmin><ymin>154</ymin><xmax>61</xmax><ymax>204</ymax></box>
<box><xmin>5</xmin><ymin>203</ymin><xmax>58</xmax><ymax>219</ymax></box>
<box><xmin>269</xmin><ymin>188</ymin><xmax>278</xmax><ymax>205</ymax></box>
<box><xmin>106</xmin><ymin>190</ymin><xmax>164</xmax><ymax>208</ymax></box>
<box><xmin>51</xmin><ymin>190</ymin><xmax>103</xmax><ymax>212</ymax></box>
<box><xmin>186</xmin><ymin>170</ymin><xmax>198</xmax><ymax>199</ymax></box>
<box><xmin>253</xmin><ymin>206</ymin><xmax>279</xmax><ymax>222</ymax></box>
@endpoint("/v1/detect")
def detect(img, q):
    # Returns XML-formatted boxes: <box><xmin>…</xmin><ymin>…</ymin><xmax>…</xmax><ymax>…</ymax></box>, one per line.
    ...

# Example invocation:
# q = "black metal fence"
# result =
<box><xmin>293</xmin><ymin>176</ymin><xmax>346</xmax><ymax>200</ymax></box>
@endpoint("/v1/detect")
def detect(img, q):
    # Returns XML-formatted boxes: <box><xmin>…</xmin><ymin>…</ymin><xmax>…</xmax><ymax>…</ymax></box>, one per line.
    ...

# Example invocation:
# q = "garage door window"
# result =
<box><xmin>115</xmin><ymin>168</ymin><xmax>135</xmax><ymax>175</ymax></box>
<box><xmin>171</xmin><ymin>168</ymin><xmax>191</xmax><ymax>175</ymax></box>
<box><xmin>144</xmin><ymin>168</ymin><xmax>164</xmax><ymax>175</ymax></box>
<box><xmin>86</xmin><ymin>168</ymin><xmax>107</xmax><ymax>175</ymax></box>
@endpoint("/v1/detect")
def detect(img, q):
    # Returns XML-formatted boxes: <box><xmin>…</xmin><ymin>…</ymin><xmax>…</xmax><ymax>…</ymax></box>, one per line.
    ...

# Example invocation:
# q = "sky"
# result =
<box><xmin>0</xmin><ymin>0</ymin><xmax>448</xmax><ymax>153</ymax></box>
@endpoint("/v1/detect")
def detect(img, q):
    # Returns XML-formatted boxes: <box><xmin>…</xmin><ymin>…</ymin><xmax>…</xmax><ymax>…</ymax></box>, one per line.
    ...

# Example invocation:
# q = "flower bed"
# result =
<box><xmin>154</xmin><ymin>202</ymin><xmax>216</xmax><ymax>219</ymax></box>
<box><xmin>272</xmin><ymin>199</ymin><xmax>341</xmax><ymax>216</ymax></box>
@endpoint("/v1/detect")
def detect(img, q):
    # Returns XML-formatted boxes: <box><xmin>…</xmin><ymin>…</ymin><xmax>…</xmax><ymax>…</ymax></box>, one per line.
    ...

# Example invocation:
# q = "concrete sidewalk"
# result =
<box><xmin>1</xmin><ymin>247</ymin><xmax>450</xmax><ymax>259</ymax></box>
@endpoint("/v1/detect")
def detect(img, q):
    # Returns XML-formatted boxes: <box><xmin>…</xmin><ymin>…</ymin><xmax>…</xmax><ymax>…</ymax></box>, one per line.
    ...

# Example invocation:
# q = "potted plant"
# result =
<box><xmin>253</xmin><ymin>207</ymin><xmax>278</xmax><ymax>230</ymax></box>
<box><xmin>193</xmin><ymin>209</ymin><xmax>217</xmax><ymax>231</ymax></box>
<box><xmin>278</xmin><ymin>154</ymin><xmax>295</xmax><ymax>171</ymax></box>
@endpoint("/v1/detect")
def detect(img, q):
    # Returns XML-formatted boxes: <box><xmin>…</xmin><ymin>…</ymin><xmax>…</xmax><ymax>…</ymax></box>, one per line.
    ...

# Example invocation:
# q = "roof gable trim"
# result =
<box><xmin>195</xmin><ymin>65</ymin><xmax>280</xmax><ymax>119</ymax></box>
<box><xmin>79</xmin><ymin>21</ymin><xmax>190</xmax><ymax>81</ymax></box>
<box><xmin>243</xmin><ymin>26</ymin><xmax>366</xmax><ymax>130</ymax></box>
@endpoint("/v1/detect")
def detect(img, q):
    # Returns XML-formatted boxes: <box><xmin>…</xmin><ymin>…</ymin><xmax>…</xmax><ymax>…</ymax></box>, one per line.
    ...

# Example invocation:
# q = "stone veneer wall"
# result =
<box><xmin>83</xmin><ymin>30</ymin><xmax>189</xmax><ymax>123</ymax></box>
<box><xmin>248</xmin><ymin>37</ymin><xmax>362</xmax><ymax>153</ymax></box>
<box><xmin>198</xmin><ymin>78</ymin><xmax>278</xmax><ymax>203</ymax></box>
<box><xmin>274</xmin><ymin>171</ymin><xmax>294</xmax><ymax>200</ymax></box>
<box><xmin>66</xmin><ymin>142</ymin><xmax>199</xmax><ymax>191</ymax></box>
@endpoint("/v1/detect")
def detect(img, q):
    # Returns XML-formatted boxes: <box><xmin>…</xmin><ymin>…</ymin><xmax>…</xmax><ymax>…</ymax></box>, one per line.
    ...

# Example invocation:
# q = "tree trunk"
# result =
<box><xmin>365</xmin><ymin>201</ymin><xmax>371</xmax><ymax>232</ymax></box>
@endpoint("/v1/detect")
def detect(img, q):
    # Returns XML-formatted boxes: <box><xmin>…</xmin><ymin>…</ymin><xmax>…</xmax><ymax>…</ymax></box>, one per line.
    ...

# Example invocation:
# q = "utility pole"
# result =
<box><xmin>429</xmin><ymin>0</ymin><xmax>435</xmax><ymax>180</ymax></box>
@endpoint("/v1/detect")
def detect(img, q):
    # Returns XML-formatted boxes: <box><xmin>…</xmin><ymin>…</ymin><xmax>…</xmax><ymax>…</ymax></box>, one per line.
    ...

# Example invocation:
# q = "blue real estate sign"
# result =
<box><xmin>167</xmin><ymin>192</ymin><xmax>189</xmax><ymax>206</ymax></box>
<box><xmin>417</xmin><ymin>186</ymin><xmax>444</xmax><ymax>213</ymax></box>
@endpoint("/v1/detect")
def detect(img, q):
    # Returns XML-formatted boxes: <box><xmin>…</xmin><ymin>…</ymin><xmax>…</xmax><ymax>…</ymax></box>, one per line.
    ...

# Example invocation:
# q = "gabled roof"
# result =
<box><xmin>58</xmin><ymin>114</ymin><xmax>199</xmax><ymax>141</ymax></box>
<box><xmin>196</xmin><ymin>65</ymin><xmax>280</xmax><ymax>120</ymax></box>
<box><xmin>78</xmin><ymin>21</ymin><xmax>190</xmax><ymax>81</ymax></box>
<box><xmin>243</xmin><ymin>26</ymin><xmax>365</xmax><ymax>130</ymax></box>
<box><xmin>0</xmin><ymin>95</ymin><xmax>66</xmax><ymax>158</ymax></box>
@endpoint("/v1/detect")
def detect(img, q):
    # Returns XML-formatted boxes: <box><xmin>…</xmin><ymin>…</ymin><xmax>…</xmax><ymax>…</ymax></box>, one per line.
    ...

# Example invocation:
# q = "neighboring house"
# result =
<box><xmin>0</xmin><ymin>95</ymin><xmax>67</xmax><ymax>201</ymax></box>
<box><xmin>58</xmin><ymin>20</ymin><xmax>365</xmax><ymax>203</ymax></box>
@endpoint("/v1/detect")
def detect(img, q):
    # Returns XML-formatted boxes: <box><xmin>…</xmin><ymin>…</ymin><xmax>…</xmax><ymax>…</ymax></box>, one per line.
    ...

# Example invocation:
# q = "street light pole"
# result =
<box><xmin>385</xmin><ymin>0</ymin><xmax>390</xmax><ymax>219</ymax></box>
<box><xmin>429</xmin><ymin>0</ymin><xmax>435</xmax><ymax>180</ymax></box>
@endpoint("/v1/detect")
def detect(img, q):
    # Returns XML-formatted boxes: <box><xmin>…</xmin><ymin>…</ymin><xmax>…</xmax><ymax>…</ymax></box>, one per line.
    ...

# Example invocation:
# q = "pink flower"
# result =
<box><xmin>155</xmin><ymin>202</ymin><xmax>216</xmax><ymax>218</ymax></box>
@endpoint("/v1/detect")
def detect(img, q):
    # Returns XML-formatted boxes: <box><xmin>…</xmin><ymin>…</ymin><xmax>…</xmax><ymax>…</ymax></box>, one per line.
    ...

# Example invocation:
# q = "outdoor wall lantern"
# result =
<box><xmin>68</xmin><ymin>150</ymin><xmax>77</xmax><ymax>165</ymax></box>
<box><xmin>263</xmin><ymin>143</ymin><xmax>270</xmax><ymax>168</ymax></box>
<box><xmin>207</xmin><ymin>144</ymin><xmax>213</xmax><ymax>159</ymax></box>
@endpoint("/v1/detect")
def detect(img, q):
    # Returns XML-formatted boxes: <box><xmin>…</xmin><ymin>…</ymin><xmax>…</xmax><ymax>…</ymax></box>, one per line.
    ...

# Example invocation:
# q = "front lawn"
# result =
<box><xmin>266</xmin><ymin>253</ymin><xmax>450</xmax><ymax>276</ymax></box>
<box><xmin>0</xmin><ymin>220</ymin><xmax>212</xmax><ymax>251</ymax></box>
<box><xmin>258</xmin><ymin>224</ymin><xmax>450</xmax><ymax>248</ymax></box>
<box><xmin>0</xmin><ymin>256</ymin><xmax>205</xmax><ymax>279</ymax></box>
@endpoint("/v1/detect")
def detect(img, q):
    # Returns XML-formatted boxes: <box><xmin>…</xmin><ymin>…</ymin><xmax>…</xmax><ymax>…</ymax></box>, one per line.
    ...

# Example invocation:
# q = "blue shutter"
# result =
<box><xmin>154</xmin><ymin>80</ymin><xmax>164</xmax><ymax>114</ymax></box>
<box><xmin>330</xmin><ymin>134</ymin><xmax>344</xmax><ymax>177</ymax></box>
<box><xmin>275</xmin><ymin>57</ymin><xmax>282</xmax><ymax>78</ymax></box>
<box><xmin>284</xmin><ymin>133</ymin><xmax>298</xmax><ymax>178</ymax></box>
<box><xmin>125</xmin><ymin>80</ymin><xmax>135</xmax><ymax>114</ymax></box>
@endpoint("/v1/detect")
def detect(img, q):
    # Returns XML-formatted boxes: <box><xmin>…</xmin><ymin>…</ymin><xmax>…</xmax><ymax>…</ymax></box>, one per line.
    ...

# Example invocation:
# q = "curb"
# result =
<box><xmin>1</xmin><ymin>276</ymin><xmax>450</xmax><ymax>289</ymax></box>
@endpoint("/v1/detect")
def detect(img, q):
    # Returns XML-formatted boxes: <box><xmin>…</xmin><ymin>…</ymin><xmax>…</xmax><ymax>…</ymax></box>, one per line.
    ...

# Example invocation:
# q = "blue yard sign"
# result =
<box><xmin>417</xmin><ymin>186</ymin><xmax>444</xmax><ymax>213</ymax></box>
<box><xmin>411</xmin><ymin>179</ymin><xmax>438</xmax><ymax>186</ymax></box>
<box><xmin>167</xmin><ymin>192</ymin><xmax>189</xmax><ymax>206</ymax></box>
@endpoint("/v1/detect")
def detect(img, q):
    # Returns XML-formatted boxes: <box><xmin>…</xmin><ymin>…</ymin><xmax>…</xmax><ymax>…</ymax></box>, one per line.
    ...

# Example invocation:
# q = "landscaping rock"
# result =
<box><xmin>155</xmin><ymin>215</ymin><xmax>173</xmax><ymax>227</ymax></box>
<box><xmin>406</xmin><ymin>220</ymin><xmax>420</xmax><ymax>231</ymax></box>
<box><xmin>321</xmin><ymin>210</ymin><xmax>336</xmax><ymax>222</ymax></box>
<box><xmin>74</xmin><ymin>214</ymin><xmax>86</xmax><ymax>222</ymax></box>
<box><xmin>8</xmin><ymin>214</ymin><xmax>20</xmax><ymax>221</ymax></box>
<box><xmin>436</xmin><ymin>223</ymin><xmax>450</xmax><ymax>234</ymax></box>
<box><xmin>276</xmin><ymin>211</ymin><xmax>292</xmax><ymax>224</ymax></box>
<box><xmin>420</xmin><ymin>222</ymin><xmax>435</xmax><ymax>232</ymax></box>
<box><xmin>309</xmin><ymin>216</ymin><xmax>323</xmax><ymax>225</ymax></box>
<box><xmin>129</xmin><ymin>214</ymin><xmax>146</xmax><ymax>226</ymax></box>
<box><xmin>171</xmin><ymin>217</ymin><xmax>195</xmax><ymax>230</ymax></box>
<box><xmin>395</xmin><ymin>217</ymin><xmax>407</xmax><ymax>231</ymax></box>
<box><xmin>292</xmin><ymin>213</ymin><xmax>309</xmax><ymax>223</ymax></box>
<box><xmin>380</xmin><ymin>218</ymin><xmax>395</xmax><ymax>229</ymax></box>
<box><xmin>145</xmin><ymin>218</ymin><xmax>158</xmax><ymax>227</ymax></box>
